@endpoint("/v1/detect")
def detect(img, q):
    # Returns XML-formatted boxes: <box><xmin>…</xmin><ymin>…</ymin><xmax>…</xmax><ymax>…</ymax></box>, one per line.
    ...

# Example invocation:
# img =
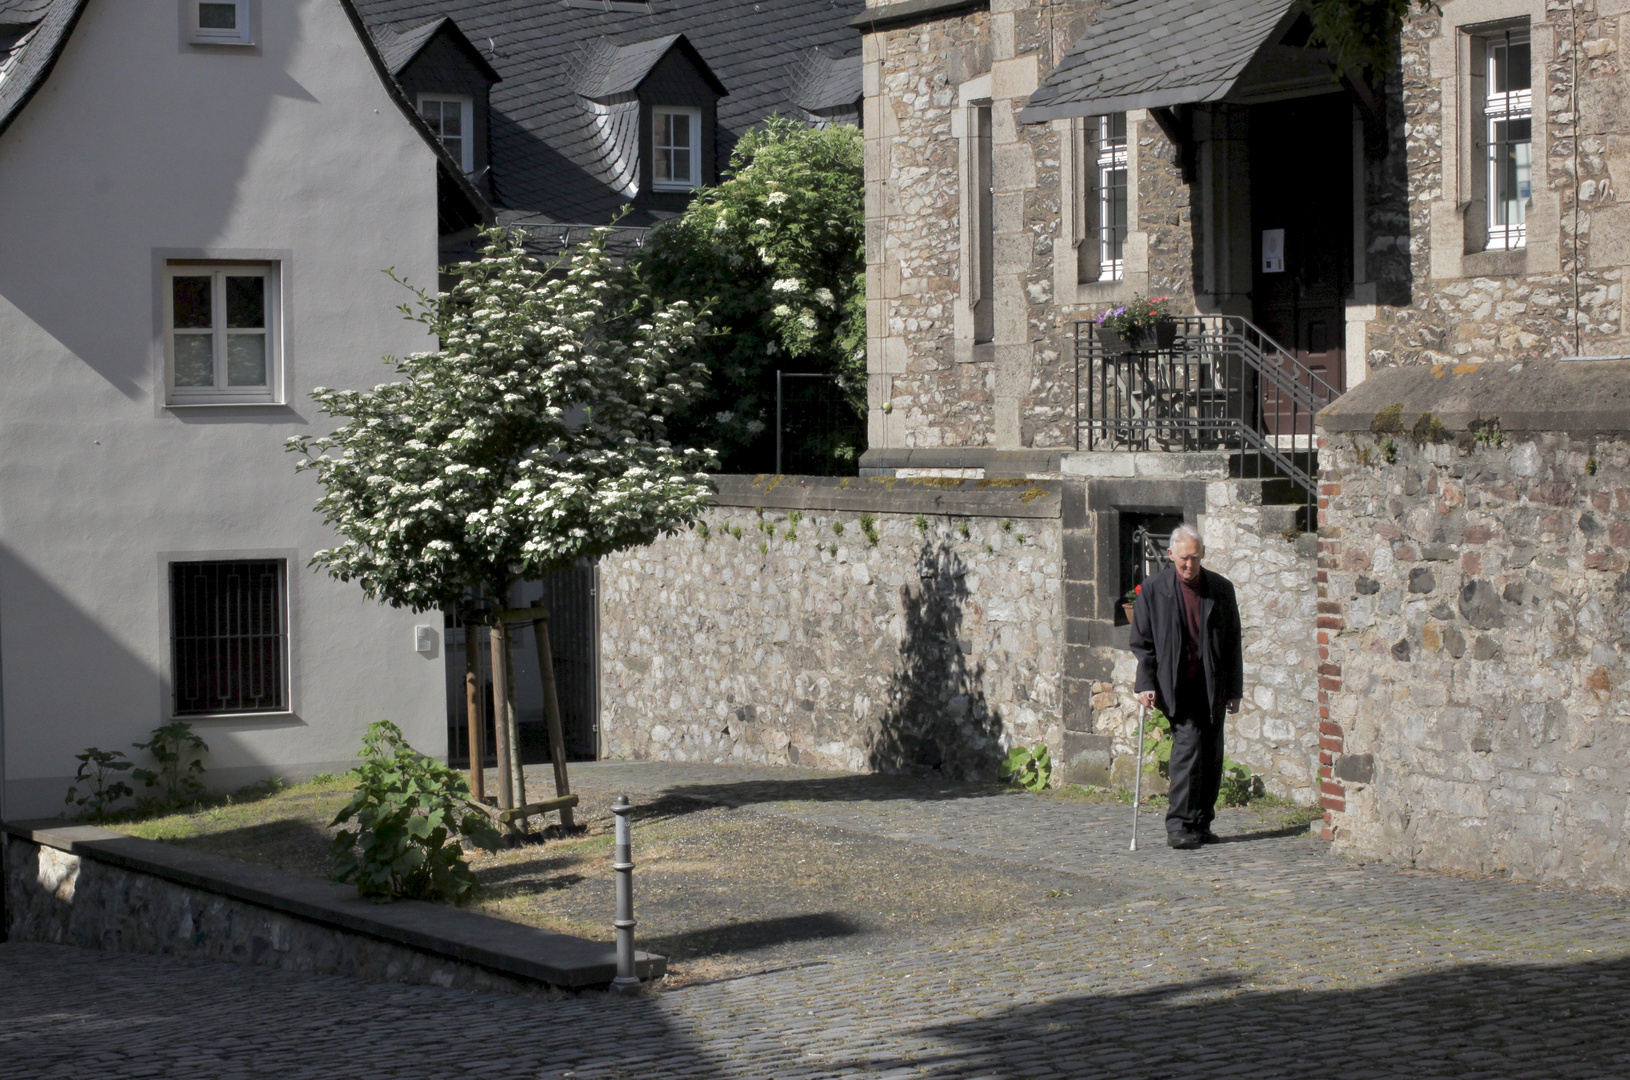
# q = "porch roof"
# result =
<box><xmin>1016</xmin><ymin>0</ymin><xmax>1296</xmax><ymax>123</ymax></box>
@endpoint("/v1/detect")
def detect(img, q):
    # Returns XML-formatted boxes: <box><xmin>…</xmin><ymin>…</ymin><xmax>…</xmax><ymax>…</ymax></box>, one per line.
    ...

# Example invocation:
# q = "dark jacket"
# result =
<box><xmin>1129</xmin><ymin>566</ymin><xmax>1244</xmax><ymax>719</ymax></box>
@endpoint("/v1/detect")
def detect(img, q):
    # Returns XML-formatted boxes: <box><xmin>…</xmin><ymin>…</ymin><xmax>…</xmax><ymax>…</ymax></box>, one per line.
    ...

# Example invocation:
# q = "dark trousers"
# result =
<box><xmin>1165</xmin><ymin>678</ymin><xmax>1225</xmax><ymax>835</ymax></box>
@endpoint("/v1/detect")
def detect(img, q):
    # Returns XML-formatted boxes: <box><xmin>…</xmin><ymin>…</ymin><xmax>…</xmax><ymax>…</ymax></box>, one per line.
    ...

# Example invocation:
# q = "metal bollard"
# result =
<box><xmin>611</xmin><ymin>795</ymin><xmax>640</xmax><ymax>994</ymax></box>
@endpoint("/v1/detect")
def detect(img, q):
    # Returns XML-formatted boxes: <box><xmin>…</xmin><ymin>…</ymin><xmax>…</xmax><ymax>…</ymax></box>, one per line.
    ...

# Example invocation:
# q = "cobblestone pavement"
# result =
<box><xmin>6</xmin><ymin>761</ymin><xmax>1630</xmax><ymax>1078</ymax></box>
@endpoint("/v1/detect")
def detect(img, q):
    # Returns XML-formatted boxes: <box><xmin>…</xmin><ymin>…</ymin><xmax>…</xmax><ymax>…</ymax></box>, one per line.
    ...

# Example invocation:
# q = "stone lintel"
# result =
<box><xmin>858</xmin><ymin>446</ymin><xmax>1064</xmax><ymax>478</ymax></box>
<box><xmin>1060</xmin><ymin>451</ymin><xmax>1231</xmax><ymax>479</ymax></box>
<box><xmin>848</xmin><ymin>0</ymin><xmax>989</xmax><ymax>32</ymax></box>
<box><xmin>711</xmin><ymin>473</ymin><xmax>1062</xmax><ymax>519</ymax></box>
<box><xmin>3</xmin><ymin>819</ymin><xmax>663</xmax><ymax>988</ymax></box>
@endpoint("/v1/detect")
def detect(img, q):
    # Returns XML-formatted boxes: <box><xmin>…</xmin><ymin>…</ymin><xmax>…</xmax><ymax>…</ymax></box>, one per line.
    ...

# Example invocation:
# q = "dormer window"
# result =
<box><xmin>189</xmin><ymin>1</ymin><xmax>252</xmax><ymax>46</ymax></box>
<box><xmin>419</xmin><ymin>95</ymin><xmax>474</xmax><ymax>174</ymax></box>
<box><xmin>653</xmin><ymin>107</ymin><xmax>701</xmax><ymax>191</ymax></box>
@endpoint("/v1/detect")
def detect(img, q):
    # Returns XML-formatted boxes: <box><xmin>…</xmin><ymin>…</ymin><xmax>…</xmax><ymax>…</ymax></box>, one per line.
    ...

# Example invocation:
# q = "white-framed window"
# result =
<box><xmin>170</xmin><ymin>559</ymin><xmax>288</xmax><ymax>716</ymax></box>
<box><xmin>188</xmin><ymin>1</ymin><xmax>252</xmax><ymax>46</ymax></box>
<box><xmin>1091</xmin><ymin>113</ymin><xmax>1129</xmax><ymax>281</ymax></box>
<box><xmin>652</xmin><ymin>107</ymin><xmax>702</xmax><ymax>191</ymax></box>
<box><xmin>418</xmin><ymin>95</ymin><xmax>474</xmax><ymax>174</ymax></box>
<box><xmin>1485</xmin><ymin>30</ymin><xmax>1531</xmax><ymax>251</ymax></box>
<box><xmin>164</xmin><ymin>263</ymin><xmax>280</xmax><ymax>403</ymax></box>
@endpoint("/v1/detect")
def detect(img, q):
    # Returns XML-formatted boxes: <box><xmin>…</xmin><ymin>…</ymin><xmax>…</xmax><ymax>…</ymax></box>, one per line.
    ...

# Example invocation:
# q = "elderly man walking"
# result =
<box><xmin>1129</xmin><ymin>524</ymin><xmax>1244</xmax><ymax>849</ymax></box>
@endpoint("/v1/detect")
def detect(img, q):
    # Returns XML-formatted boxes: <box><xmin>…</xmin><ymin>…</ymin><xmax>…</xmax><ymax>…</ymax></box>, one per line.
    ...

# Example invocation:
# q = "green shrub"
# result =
<box><xmin>131</xmin><ymin>721</ymin><xmax>208</xmax><ymax>807</ymax></box>
<box><xmin>65</xmin><ymin>747</ymin><xmax>137</xmax><ymax>820</ymax></box>
<box><xmin>330</xmin><ymin>721</ymin><xmax>501</xmax><ymax>902</ymax></box>
<box><xmin>1001</xmin><ymin>743</ymin><xmax>1053</xmax><ymax>792</ymax></box>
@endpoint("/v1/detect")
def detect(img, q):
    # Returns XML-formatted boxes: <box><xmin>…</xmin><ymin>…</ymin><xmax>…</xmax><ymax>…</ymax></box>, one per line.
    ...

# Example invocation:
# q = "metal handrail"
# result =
<box><xmin>1073</xmin><ymin>315</ymin><xmax>1343</xmax><ymax>525</ymax></box>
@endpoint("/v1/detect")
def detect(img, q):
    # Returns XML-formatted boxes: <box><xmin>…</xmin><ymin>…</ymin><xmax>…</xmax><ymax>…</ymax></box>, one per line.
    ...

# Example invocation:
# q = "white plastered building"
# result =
<box><xmin>0</xmin><ymin>0</ymin><xmax>488</xmax><ymax>818</ymax></box>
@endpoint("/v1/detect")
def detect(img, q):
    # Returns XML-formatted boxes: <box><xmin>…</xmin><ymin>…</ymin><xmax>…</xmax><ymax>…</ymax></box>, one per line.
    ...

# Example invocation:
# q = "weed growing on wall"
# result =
<box><xmin>331</xmin><ymin>721</ymin><xmax>501</xmax><ymax>903</ymax></box>
<box><xmin>859</xmin><ymin>513</ymin><xmax>879</xmax><ymax>546</ymax></box>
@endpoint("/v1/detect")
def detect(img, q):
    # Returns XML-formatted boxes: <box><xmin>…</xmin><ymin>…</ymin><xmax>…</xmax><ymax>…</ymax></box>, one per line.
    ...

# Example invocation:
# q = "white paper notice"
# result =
<box><xmin>1261</xmin><ymin>229</ymin><xmax>1285</xmax><ymax>273</ymax></box>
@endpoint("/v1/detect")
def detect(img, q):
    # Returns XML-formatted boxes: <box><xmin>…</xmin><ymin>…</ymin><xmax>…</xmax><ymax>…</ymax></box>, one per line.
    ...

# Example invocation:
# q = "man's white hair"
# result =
<box><xmin>1169</xmin><ymin>523</ymin><xmax>1205</xmax><ymax>554</ymax></box>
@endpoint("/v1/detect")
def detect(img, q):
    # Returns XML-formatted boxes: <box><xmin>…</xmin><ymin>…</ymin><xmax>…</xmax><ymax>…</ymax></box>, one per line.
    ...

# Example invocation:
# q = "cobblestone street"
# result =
<box><xmin>5</xmin><ymin>762</ymin><xmax>1630</xmax><ymax>1078</ymax></box>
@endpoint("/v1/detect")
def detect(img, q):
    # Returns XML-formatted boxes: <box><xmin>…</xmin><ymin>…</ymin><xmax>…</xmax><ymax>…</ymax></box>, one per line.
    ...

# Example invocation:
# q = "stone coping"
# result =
<box><xmin>849</xmin><ymin>0</ymin><xmax>989</xmax><ymax>32</ymax></box>
<box><xmin>856</xmin><ymin>446</ymin><xmax>1064</xmax><ymax>477</ymax></box>
<box><xmin>1318</xmin><ymin>358</ymin><xmax>1630</xmax><ymax>435</ymax></box>
<box><xmin>3</xmin><ymin>819</ymin><xmax>663</xmax><ymax>988</ymax></box>
<box><xmin>709</xmin><ymin>473</ymin><xmax>1062</xmax><ymax>519</ymax></box>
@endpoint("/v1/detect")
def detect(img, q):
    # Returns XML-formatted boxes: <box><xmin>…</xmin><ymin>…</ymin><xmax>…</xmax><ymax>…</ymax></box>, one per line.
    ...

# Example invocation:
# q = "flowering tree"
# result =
<box><xmin>289</xmin><ymin>227</ymin><xmax>714</xmax><ymax>804</ymax></box>
<box><xmin>636</xmin><ymin>118</ymin><xmax>864</xmax><ymax>472</ymax></box>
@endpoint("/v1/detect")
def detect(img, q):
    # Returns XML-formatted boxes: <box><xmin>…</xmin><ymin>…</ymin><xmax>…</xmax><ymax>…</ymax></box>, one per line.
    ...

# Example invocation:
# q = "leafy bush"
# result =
<box><xmin>331</xmin><ymin>721</ymin><xmax>501</xmax><ymax>902</ymax></box>
<box><xmin>1001</xmin><ymin>743</ymin><xmax>1053</xmax><ymax>792</ymax></box>
<box><xmin>635</xmin><ymin>118</ymin><xmax>865</xmax><ymax>473</ymax></box>
<box><xmin>65</xmin><ymin>747</ymin><xmax>137</xmax><ymax>820</ymax></box>
<box><xmin>131</xmin><ymin>722</ymin><xmax>209</xmax><ymax>806</ymax></box>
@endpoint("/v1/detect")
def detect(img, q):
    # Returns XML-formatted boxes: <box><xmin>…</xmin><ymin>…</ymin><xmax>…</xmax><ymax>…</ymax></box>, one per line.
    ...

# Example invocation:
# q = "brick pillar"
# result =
<box><xmin>1315</xmin><ymin>467</ymin><xmax>1345</xmax><ymax>840</ymax></box>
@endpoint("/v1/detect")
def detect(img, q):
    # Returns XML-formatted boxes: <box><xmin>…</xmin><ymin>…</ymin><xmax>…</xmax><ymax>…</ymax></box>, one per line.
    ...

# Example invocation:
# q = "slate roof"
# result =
<box><xmin>1018</xmin><ymin>0</ymin><xmax>1296</xmax><ymax>123</ymax></box>
<box><xmin>0</xmin><ymin>0</ymin><xmax>86</xmax><ymax>140</ymax></box>
<box><xmin>0</xmin><ymin>0</ymin><xmax>491</xmax><ymax>234</ymax></box>
<box><xmin>354</xmin><ymin>0</ymin><xmax>865</xmax><ymax>226</ymax></box>
<box><xmin>370</xmin><ymin>14</ymin><xmax>502</xmax><ymax>81</ymax></box>
<box><xmin>370</xmin><ymin>15</ymin><xmax>448</xmax><ymax>74</ymax></box>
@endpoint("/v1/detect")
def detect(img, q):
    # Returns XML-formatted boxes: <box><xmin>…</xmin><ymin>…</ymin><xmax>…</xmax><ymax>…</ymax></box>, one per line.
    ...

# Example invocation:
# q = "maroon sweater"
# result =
<box><xmin>1179</xmin><ymin>573</ymin><xmax>1206</xmax><ymax>680</ymax></box>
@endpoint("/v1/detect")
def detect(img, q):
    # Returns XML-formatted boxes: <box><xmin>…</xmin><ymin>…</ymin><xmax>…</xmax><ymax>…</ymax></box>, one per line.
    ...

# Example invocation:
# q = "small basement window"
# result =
<box><xmin>419</xmin><ymin>95</ymin><xmax>474</xmax><ymax>174</ymax></box>
<box><xmin>1118</xmin><ymin>512</ymin><xmax>1182</xmax><ymax>623</ymax></box>
<box><xmin>189</xmin><ymin>1</ymin><xmax>252</xmax><ymax>45</ymax></box>
<box><xmin>170</xmin><ymin>560</ymin><xmax>288</xmax><ymax>716</ymax></box>
<box><xmin>652</xmin><ymin>107</ymin><xmax>701</xmax><ymax>191</ymax></box>
<box><xmin>165</xmin><ymin>263</ymin><xmax>280</xmax><ymax>404</ymax></box>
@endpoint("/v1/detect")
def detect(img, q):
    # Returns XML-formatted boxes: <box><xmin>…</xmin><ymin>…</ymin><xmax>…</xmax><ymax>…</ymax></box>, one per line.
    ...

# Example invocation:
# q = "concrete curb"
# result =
<box><xmin>3</xmin><ymin>818</ymin><xmax>664</xmax><ymax>989</ymax></box>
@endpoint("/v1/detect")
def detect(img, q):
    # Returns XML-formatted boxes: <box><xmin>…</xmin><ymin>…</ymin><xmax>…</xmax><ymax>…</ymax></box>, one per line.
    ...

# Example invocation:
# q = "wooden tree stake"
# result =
<box><xmin>530</xmin><ymin>599</ymin><xmax>576</xmax><ymax>829</ymax></box>
<box><xmin>464</xmin><ymin>619</ymin><xmax>485</xmax><ymax>803</ymax></box>
<box><xmin>489</xmin><ymin>619</ymin><xmax>514</xmax><ymax>811</ymax></box>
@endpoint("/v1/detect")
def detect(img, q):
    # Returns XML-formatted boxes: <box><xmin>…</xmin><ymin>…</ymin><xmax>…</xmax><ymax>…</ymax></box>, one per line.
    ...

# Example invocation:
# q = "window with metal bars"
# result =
<box><xmin>170</xmin><ymin>560</ymin><xmax>287</xmax><ymax>716</ymax></box>
<box><xmin>1093</xmin><ymin>113</ymin><xmax>1129</xmax><ymax>280</ymax></box>
<box><xmin>1484</xmin><ymin>29</ymin><xmax>1531</xmax><ymax>250</ymax></box>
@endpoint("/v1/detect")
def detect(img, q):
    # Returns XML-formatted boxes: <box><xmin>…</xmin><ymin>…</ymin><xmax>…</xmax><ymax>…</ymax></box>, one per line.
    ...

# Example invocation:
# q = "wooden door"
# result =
<box><xmin>1250</xmin><ymin>94</ymin><xmax>1352</xmax><ymax>436</ymax></box>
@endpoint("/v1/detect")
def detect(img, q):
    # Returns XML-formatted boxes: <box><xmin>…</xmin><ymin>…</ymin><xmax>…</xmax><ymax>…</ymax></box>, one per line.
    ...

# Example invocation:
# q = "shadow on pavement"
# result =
<box><xmin>643</xmin><ymin>912</ymin><xmax>862</xmax><ymax>960</ymax></box>
<box><xmin>624</xmin><ymin>774</ymin><xmax>1013</xmax><ymax>827</ymax></box>
<box><xmin>862</xmin><ymin>957</ymin><xmax>1630</xmax><ymax>1077</ymax></box>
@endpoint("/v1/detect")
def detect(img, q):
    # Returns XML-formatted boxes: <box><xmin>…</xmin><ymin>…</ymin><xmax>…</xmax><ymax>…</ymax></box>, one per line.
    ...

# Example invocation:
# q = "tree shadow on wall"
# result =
<box><xmin>867</xmin><ymin>540</ymin><xmax>1005</xmax><ymax>781</ymax></box>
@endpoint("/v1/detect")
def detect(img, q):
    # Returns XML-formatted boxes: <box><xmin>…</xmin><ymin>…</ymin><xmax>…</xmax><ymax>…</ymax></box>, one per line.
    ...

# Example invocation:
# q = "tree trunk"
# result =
<box><xmin>464</xmin><ymin>619</ymin><xmax>485</xmax><ymax>803</ymax></box>
<box><xmin>530</xmin><ymin>600</ymin><xmax>576</xmax><ymax>830</ymax></box>
<box><xmin>489</xmin><ymin>619</ymin><xmax>514</xmax><ymax>811</ymax></box>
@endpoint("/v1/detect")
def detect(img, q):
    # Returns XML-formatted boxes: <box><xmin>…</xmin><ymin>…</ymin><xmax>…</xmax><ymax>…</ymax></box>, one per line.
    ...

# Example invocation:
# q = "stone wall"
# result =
<box><xmin>601</xmin><ymin>472</ymin><xmax>1320</xmax><ymax>802</ymax></box>
<box><xmin>601</xmin><ymin>476</ymin><xmax>1065</xmax><ymax>779</ymax></box>
<box><xmin>1317</xmin><ymin>360</ymin><xmax>1630</xmax><ymax>892</ymax></box>
<box><xmin>2</xmin><ymin>831</ymin><xmax>557</xmax><ymax>995</ymax></box>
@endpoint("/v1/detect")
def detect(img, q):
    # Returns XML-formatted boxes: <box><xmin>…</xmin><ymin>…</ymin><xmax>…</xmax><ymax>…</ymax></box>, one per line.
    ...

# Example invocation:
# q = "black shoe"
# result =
<box><xmin>1167</xmin><ymin>830</ymin><xmax>1202</xmax><ymax>850</ymax></box>
<box><xmin>1198</xmin><ymin>828</ymin><xmax>1221</xmax><ymax>844</ymax></box>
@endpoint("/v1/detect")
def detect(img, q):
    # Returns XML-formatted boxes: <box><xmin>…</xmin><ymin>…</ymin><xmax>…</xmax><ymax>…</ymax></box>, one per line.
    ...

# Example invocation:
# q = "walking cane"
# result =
<box><xmin>1129</xmin><ymin>702</ymin><xmax>1148</xmax><ymax>851</ymax></box>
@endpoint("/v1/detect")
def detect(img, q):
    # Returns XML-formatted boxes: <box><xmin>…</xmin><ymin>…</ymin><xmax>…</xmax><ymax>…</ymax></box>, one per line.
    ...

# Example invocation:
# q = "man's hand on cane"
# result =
<box><xmin>1135</xmin><ymin>690</ymin><xmax>1156</xmax><ymax>710</ymax></box>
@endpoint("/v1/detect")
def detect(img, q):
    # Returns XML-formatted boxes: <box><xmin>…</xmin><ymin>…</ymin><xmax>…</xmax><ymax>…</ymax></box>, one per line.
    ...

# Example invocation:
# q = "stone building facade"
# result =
<box><xmin>1316</xmin><ymin>358</ymin><xmax>1630</xmax><ymax>891</ymax></box>
<box><xmin>857</xmin><ymin>0</ymin><xmax>1630</xmax><ymax>462</ymax></box>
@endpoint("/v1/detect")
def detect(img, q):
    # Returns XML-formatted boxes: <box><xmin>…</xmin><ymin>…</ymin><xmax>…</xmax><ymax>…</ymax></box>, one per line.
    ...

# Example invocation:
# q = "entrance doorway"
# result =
<box><xmin>1250</xmin><ymin>93</ymin><xmax>1352</xmax><ymax>427</ymax></box>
